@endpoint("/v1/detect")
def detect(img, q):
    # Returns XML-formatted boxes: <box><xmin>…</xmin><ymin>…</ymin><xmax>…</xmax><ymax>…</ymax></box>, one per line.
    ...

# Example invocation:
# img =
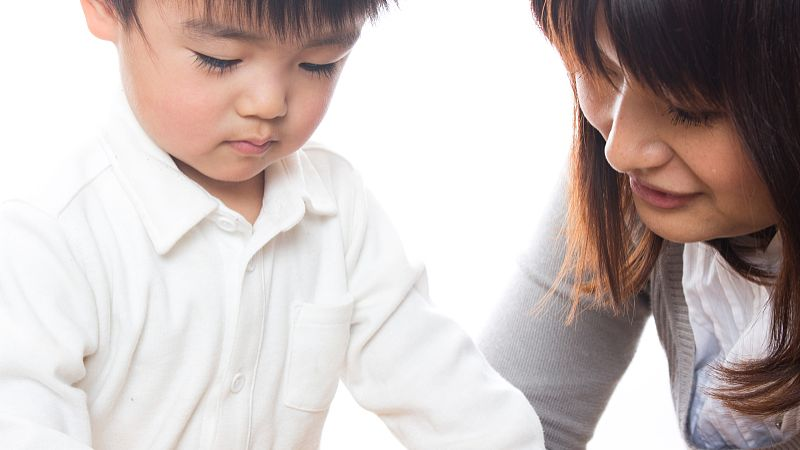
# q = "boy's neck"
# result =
<box><xmin>173</xmin><ymin>159</ymin><xmax>265</xmax><ymax>225</ymax></box>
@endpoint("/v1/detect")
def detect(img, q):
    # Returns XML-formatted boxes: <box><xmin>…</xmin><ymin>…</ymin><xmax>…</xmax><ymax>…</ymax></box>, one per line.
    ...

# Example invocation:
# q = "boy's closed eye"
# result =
<box><xmin>190</xmin><ymin>51</ymin><xmax>346</xmax><ymax>78</ymax></box>
<box><xmin>183</xmin><ymin>18</ymin><xmax>360</xmax><ymax>79</ymax></box>
<box><xmin>191</xmin><ymin>52</ymin><xmax>242</xmax><ymax>75</ymax></box>
<box><xmin>181</xmin><ymin>18</ymin><xmax>361</xmax><ymax>51</ymax></box>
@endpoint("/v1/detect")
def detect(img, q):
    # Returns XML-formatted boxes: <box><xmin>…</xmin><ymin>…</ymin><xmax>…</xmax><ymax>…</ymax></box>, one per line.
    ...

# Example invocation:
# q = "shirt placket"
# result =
<box><xmin>204</xmin><ymin>212</ymin><xmax>271</xmax><ymax>450</ymax></box>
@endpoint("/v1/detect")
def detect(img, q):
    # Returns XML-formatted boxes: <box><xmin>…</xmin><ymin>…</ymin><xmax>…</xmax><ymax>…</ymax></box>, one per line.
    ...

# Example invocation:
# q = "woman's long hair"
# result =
<box><xmin>532</xmin><ymin>0</ymin><xmax>800</xmax><ymax>416</ymax></box>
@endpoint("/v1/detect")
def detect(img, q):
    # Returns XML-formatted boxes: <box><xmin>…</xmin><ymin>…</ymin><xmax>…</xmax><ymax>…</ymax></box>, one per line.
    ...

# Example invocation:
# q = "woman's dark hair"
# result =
<box><xmin>532</xmin><ymin>0</ymin><xmax>800</xmax><ymax>417</ymax></box>
<box><xmin>104</xmin><ymin>0</ymin><xmax>392</xmax><ymax>39</ymax></box>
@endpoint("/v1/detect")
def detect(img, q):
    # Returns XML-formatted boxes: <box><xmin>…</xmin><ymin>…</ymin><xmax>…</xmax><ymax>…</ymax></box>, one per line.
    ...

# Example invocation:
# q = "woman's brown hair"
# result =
<box><xmin>532</xmin><ymin>0</ymin><xmax>800</xmax><ymax>416</ymax></box>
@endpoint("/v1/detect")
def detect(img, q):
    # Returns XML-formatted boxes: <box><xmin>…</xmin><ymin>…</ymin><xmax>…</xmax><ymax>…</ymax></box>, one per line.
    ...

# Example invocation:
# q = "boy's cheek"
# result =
<box><xmin>144</xmin><ymin>78</ymin><xmax>221</xmax><ymax>128</ymax></box>
<box><xmin>133</xmin><ymin>93</ymin><xmax>222</xmax><ymax>159</ymax></box>
<box><xmin>289</xmin><ymin>98</ymin><xmax>330</xmax><ymax>144</ymax></box>
<box><xmin>299</xmin><ymin>81</ymin><xmax>337</xmax><ymax>118</ymax></box>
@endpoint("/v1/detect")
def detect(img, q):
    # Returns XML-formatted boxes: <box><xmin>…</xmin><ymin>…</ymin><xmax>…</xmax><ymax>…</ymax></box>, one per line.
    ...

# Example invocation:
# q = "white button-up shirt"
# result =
<box><xmin>683</xmin><ymin>237</ymin><xmax>790</xmax><ymax>448</ymax></box>
<box><xmin>0</xmin><ymin>96</ymin><xmax>543</xmax><ymax>449</ymax></box>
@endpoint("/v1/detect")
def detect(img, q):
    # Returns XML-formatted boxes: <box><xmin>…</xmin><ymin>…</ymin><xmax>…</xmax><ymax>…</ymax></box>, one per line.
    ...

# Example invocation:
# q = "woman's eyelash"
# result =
<box><xmin>192</xmin><ymin>52</ymin><xmax>241</xmax><ymax>75</ymax></box>
<box><xmin>666</xmin><ymin>106</ymin><xmax>716</xmax><ymax>127</ymax></box>
<box><xmin>299</xmin><ymin>62</ymin><xmax>340</xmax><ymax>79</ymax></box>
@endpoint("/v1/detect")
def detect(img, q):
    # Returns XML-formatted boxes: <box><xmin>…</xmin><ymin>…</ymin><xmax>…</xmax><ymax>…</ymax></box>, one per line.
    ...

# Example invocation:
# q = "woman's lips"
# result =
<box><xmin>228</xmin><ymin>140</ymin><xmax>274</xmax><ymax>156</ymax></box>
<box><xmin>629</xmin><ymin>176</ymin><xmax>699</xmax><ymax>209</ymax></box>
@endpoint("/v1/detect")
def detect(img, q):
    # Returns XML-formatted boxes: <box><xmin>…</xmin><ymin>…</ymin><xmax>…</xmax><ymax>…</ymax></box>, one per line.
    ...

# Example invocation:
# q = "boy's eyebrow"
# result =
<box><xmin>304</xmin><ymin>31</ymin><xmax>361</xmax><ymax>49</ymax></box>
<box><xmin>182</xmin><ymin>19</ymin><xmax>361</xmax><ymax>48</ymax></box>
<box><xmin>182</xmin><ymin>19</ymin><xmax>264</xmax><ymax>41</ymax></box>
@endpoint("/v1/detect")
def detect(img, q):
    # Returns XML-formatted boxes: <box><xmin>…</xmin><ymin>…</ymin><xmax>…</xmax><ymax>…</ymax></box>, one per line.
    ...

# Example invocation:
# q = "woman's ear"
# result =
<box><xmin>80</xmin><ymin>0</ymin><xmax>121</xmax><ymax>42</ymax></box>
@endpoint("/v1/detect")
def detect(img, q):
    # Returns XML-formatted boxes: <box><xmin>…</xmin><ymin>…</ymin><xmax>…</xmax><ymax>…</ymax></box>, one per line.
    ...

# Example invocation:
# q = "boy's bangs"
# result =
<box><xmin>534</xmin><ymin>0</ymin><xmax>726</xmax><ymax>110</ymax></box>
<box><xmin>180</xmin><ymin>0</ymin><xmax>392</xmax><ymax>39</ymax></box>
<box><xmin>111</xmin><ymin>0</ymin><xmax>392</xmax><ymax>39</ymax></box>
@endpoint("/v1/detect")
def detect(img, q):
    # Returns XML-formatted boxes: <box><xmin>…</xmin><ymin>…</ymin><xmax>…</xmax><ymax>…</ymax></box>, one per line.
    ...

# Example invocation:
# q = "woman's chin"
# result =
<box><xmin>636</xmin><ymin>210</ymin><xmax>717</xmax><ymax>244</ymax></box>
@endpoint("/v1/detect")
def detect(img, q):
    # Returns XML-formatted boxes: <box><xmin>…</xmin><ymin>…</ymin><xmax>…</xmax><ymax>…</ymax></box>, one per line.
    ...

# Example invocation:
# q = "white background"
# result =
<box><xmin>0</xmin><ymin>1</ymin><xmax>684</xmax><ymax>448</ymax></box>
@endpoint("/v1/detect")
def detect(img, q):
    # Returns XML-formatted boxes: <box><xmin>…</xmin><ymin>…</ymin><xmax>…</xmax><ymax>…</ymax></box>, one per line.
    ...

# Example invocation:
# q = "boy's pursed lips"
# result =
<box><xmin>226</xmin><ymin>137</ymin><xmax>276</xmax><ymax>155</ymax></box>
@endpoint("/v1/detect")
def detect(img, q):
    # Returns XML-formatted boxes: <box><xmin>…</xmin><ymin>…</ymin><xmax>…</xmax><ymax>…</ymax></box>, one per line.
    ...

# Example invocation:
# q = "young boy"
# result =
<box><xmin>0</xmin><ymin>0</ymin><xmax>544</xmax><ymax>448</ymax></box>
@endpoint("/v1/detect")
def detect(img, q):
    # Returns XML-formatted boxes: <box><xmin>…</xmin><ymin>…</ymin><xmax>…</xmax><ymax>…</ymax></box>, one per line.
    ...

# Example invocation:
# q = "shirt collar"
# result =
<box><xmin>100</xmin><ymin>90</ymin><xmax>337</xmax><ymax>255</ymax></box>
<box><xmin>268</xmin><ymin>149</ymin><xmax>338</xmax><ymax>218</ymax></box>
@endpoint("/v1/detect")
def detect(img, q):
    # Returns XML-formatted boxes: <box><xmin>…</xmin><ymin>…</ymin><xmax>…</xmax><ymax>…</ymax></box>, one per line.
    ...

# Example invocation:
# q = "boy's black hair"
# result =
<box><xmin>105</xmin><ymin>0</ymin><xmax>393</xmax><ymax>39</ymax></box>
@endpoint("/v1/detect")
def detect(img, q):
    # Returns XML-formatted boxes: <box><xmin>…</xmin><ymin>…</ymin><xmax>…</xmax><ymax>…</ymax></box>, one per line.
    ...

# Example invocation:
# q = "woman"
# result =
<box><xmin>480</xmin><ymin>1</ymin><xmax>800</xmax><ymax>448</ymax></box>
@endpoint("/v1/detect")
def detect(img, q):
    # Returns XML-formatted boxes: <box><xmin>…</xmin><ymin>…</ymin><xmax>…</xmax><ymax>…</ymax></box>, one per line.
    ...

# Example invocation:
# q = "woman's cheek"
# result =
<box><xmin>575</xmin><ymin>76</ymin><xmax>612</xmax><ymax>139</ymax></box>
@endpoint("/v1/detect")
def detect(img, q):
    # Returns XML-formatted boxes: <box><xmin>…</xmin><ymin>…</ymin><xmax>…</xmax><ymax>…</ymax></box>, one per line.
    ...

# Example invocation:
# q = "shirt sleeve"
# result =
<box><xmin>0</xmin><ymin>201</ymin><xmax>98</xmax><ymax>449</ymax></box>
<box><xmin>478</xmin><ymin>186</ymin><xmax>651</xmax><ymax>450</ymax></box>
<box><xmin>340</xmin><ymin>187</ymin><xmax>544</xmax><ymax>449</ymax></box>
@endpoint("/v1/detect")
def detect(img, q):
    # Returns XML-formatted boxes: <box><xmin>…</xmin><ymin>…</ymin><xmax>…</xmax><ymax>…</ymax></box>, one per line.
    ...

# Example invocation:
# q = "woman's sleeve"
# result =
<box><xmin>479</xmin><ymin>187</ymin><xmax>652</xmax><ymax>450</ymax></box>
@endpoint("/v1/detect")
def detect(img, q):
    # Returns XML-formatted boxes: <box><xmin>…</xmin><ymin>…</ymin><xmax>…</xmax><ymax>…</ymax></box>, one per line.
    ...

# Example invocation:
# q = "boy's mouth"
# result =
<box><xmin>227</xmin><ymin>139</ymin><xmax>275</xmax><ymax>156</ymax></box>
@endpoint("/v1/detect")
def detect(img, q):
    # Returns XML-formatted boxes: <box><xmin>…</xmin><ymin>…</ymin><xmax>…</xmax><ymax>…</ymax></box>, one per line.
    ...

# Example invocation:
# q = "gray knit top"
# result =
<box><xmin>478</xmin><ymin>195</ymin><xmax>800</xmax><ymax>449</ymax></box>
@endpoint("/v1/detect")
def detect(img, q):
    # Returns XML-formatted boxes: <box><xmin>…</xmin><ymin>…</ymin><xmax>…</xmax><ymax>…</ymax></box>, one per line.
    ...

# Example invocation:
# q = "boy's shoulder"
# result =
<box><xmin>0</xmin><ymin>141</ymin><xmax>114</xmax><ymax>259</ymax></box>
<box><xmin>2</xmin><ymin>140</ymin><xmax>113</xmax><ymax>220</ymax></box>
<box><xmin>297</xmin><ymin>142</ymin><xmax>366</xmax><ymax>197</ymax></box>
<box><xmin>300</xmin><ymin>142</ymin><xmax>358</xmax><ymax>177</ymax></box>
<box><xmin>292</xmin><ymin>143</ymin><xmax>375</xmax><ymax>226</ymax></box>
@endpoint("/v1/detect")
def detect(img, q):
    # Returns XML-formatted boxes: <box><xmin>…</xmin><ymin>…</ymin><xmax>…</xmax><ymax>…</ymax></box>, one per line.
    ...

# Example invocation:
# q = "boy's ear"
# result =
<box><xmin>80</xmin><ymin>0</ymin><xmax>121</xmax><ymax>42</ymax></box>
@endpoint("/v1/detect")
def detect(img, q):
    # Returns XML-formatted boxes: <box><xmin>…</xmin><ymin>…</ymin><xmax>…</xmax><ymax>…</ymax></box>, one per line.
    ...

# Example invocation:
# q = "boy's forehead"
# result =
<box><xmin>181</xmin><ymin>16</ymin><xmax>363</xmax><ymax>46</ymax></box>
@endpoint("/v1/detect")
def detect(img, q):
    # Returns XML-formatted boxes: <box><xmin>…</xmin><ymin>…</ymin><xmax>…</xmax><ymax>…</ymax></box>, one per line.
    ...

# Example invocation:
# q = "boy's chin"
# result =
<box><xmin>173</xmin><ymin>157</ymin><xmax>266</xmax><ymax>187</ymax></box>
<box><xmin>209</xmin><ymin>169</ymin><xmax>267</xmax><ymax>185</ymax></box>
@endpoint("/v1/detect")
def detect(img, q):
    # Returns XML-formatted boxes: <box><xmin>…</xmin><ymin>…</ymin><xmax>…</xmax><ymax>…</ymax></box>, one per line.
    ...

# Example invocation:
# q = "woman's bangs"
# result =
<box><xmin>533</xmin><ymin>0</ymin><xmax>605</xmax><ymax>79</ymax></box>
<box><xmin>535</xmin><ymin>0</ymin><xmax>726</xmax><ymax>110</ymax></box>
<box><xmin>606</xmin><ymin>0</ymin><xmax>725</xmax><ymax>109</ymax></box>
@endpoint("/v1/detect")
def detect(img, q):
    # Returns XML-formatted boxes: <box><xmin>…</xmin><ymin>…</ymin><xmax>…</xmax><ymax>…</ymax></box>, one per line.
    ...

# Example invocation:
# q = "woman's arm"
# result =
<box><xmin>479</xmin><ymin>188</ymin><xmax>651</xmax><ymax>449</ymax></box>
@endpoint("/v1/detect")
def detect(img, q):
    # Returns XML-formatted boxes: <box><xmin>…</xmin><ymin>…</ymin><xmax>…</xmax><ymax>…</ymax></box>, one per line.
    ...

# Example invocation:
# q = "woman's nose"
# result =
<box><xmin>603</xmin><ymin>84</ymin><xmax>672</xmax><ymax>174</ymax></box>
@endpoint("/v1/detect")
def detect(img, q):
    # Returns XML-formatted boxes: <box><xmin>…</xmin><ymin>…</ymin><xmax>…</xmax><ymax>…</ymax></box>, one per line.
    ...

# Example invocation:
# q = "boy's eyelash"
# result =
<box><xmin>299</xmin><ymin>62</ymin><xmax>340</xmax><ymax>79</ymax></box>
<box><xmin>667</xmin><ymin>106</ymin><xmax>717</xmax><ymax>128</ymax></box>
<box><xmin>192</xmin><ymin>52</ymin><xmax>241</xmax><ymax>75</ymax></box>
<box><xmin>191</xmin><ymin>52</ymin><xmax>340</xmax><ymax>79</ymax></box>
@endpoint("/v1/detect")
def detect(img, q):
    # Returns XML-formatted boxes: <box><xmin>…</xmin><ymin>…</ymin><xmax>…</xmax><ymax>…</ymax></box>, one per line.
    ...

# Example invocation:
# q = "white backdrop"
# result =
<box><xmin>0</xmin><ymin>1</ymin><xmax>684</xmax><ymax>448</ymax></box>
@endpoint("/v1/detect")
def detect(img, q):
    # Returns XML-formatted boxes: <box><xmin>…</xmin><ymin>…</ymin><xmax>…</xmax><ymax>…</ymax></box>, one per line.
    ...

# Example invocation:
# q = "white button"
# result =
<box><xmin>246</xmin><ymin>262</ymin><xmax>255</xmax><ymax>273</ymax></box>
<box><xmin>217</xmin><ymin>217</ymin><xmax>237</xmax><ymax>232</ymax></box>
<box><xmin>230</xmin><ymin>373</ymin><xmax>245</xmax><ymax>393</ymax></box>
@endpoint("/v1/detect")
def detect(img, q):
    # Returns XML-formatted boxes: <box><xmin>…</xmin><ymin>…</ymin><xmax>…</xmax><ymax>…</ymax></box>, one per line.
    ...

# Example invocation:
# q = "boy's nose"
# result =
<box><xmin>236</xmin><ymin>83</ymin><xmax>289</xmax><ymax>120</ymax></box>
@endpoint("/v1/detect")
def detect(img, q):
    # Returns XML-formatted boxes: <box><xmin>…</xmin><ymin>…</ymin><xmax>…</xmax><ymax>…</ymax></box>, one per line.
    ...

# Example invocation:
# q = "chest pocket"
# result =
<box><xmin>283</xmin><ymin>295</ymin><xmax>354</xmax><ymax>412</ymax></box>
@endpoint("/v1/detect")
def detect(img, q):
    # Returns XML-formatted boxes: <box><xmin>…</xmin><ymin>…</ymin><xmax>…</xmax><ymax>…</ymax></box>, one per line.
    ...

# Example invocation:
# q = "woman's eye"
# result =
<box><xmin>299</xmin><ymin>62</ymin><xmax>340</xmax><ymax>79</ymax></box>
<box><xmin>666</xmin><ymin>106</ymin><xmax>718</xmax><ymax>128</ymax></box>
<box><xmin>192</xmin><ymin>52</ymin><xmax>242</xmax><ymax>75</ymax></box>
